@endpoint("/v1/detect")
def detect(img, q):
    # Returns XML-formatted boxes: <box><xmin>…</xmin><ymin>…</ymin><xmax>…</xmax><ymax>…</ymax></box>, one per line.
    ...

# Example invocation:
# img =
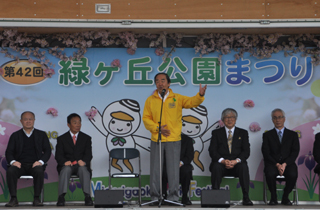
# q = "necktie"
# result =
<box><xmin>278</xmin><ymin>131</ymin><xmax>282</xmax><ymax>143</ymax></box>
<box><xmin>73</xmin><ymin>135</ymin><xmax>76</xmax><ymax>145</ymax></box>
<box><xmin>227</xmin><ymin>130</ymin><xmax>233</xmax><ymax>153</ymax></box>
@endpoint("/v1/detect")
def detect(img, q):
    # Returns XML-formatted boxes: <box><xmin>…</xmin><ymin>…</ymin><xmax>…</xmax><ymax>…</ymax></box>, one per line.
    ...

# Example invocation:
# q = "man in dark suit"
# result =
<box><xmin>313</xmin><ymin>132</ymin><xmax>320</xmax><ymax>173</ymax></box>
<box><xmin>162</xmin><ymin>134</ymin><xmax>194</xmax><ymax>205</ymax></box>
<box><xmin>262</xmin><ymin>108</ymin><xmax>300</xmax><ymax>206</ymax></box>
<box><xmin>55</xmin><ymin>113</ymin><xmax>93</xmax><ymax>206</ymax></box>
<box><xmin>209</xmin><ymin>108</ymin><xmax>253</xmax><ymax>206</ymax></box>
<box><xmin>5</xmin><ymin>111</ymin><xmax>51</xmax><ymax>207</ymax></box>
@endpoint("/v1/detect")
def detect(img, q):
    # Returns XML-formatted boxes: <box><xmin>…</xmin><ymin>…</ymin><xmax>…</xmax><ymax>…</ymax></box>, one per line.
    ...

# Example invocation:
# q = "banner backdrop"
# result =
<box><xmin>0</xmin><ymin>47</ymin><xmax>320</xmax><ymax>202</ymax></box>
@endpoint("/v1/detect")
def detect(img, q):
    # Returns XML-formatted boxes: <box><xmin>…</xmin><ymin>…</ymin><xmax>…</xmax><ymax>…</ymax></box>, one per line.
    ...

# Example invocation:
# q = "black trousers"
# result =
<box><xmin>162</xmin><ymin>163</ymin><xmax>192</xmax><ymax>199</ymax></box>
<box><xmin>210</xmin><ymin>162</ymin><xmax>250</xmax><ymax>199</ymax></box>
<box><xmin>7</xmin><ymin>163</ymin><xmax>45</xmax><ymax>197</ymax></box>
<box><xmin>264</xmin><ymin>163</ymin><xmax>298</xmax><ymax>201</ymax></box>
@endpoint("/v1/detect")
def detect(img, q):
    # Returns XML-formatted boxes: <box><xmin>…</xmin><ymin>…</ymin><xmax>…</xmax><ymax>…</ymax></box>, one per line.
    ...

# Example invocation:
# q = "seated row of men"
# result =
<box><xmin>3</xmin><ymin>107</ymin><xmax>306</xmax><ymax>206</ymax></box>
<box><xmin>208</xmin><ymin>108</ymin><xmax>300</xmax><ymax>206</ymax></box>
<box><xmin>163</xmin><ymin>108</ymin><xmax>300</xmax><ymax>206</ymax></box>
<box><xmin>5</xmin><ymin>112</ymin><xmax>92</xmax><ymax>207</ymax></box>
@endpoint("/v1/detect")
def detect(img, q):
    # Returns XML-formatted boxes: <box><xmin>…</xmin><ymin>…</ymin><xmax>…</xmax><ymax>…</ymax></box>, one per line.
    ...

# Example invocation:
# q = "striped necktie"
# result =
<box><xmin>227</xmin><ymin>130</ymin><xmax>233</xmax><ymax>153</ymax></box>
<box><xmin>278</xmin><ymin>131</ymin><xmax>282</xmax><ymax>143</ymax></box>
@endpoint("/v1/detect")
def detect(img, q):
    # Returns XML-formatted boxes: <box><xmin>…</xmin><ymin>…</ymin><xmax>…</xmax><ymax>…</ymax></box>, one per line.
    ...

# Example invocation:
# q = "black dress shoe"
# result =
<box><xmin>242</xmin><ymin>198</ymin><xmax>253</xmax><ymax>206</ymax></box>
<box><xmin>5</xmin><ymin>197</ymin><xmax>19</xmax><ymax>207</ymax></box>
<box><xmin>281</xmin><ymin>199</ymin><xmax>292</xmax><ymax>205</ymax></box>
<box><xmin>56</xmin><ymin>195</ymin><xmax>65</xmax><ymax>206</ymax></box>
<box><xmin>33</xmin><ymin>197</ymin><xmax>43</xmax><ymax>206</ymax></box>
<box><xmin>182</xmin><ymin>198</ymin><xmax>192</xmax><ymax>205</ymax></box>
<box><xmin>268</xmin><ymin>199</ymin><xmax>278</xmax><ymax>205</ymax></box>
<box><xmin>85</xmin><ymin>195</ymin><xmax>93</xmax><ymax>206</ymax></box>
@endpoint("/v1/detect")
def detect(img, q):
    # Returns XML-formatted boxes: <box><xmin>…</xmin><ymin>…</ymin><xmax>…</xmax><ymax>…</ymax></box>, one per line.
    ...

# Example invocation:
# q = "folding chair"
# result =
<box><xmin>108</xmin><ymin>148</ymin><xmax>141</xmax><ymax>205</ymax></box>
<box><xmin>263</xmin><ymin>175</ymin><xmax>298</xmax><ymax>205</ymax></box>
<box><xmin>19</xmin><ymin>175</ymin><xmax>44</xmax><ymax>203</ymax></box>
<box><xmin>223</xmin><ymin>176</ymin><xmax>239</xmax><ymax>204</ymax></box>
<box><xmin>69</xmin><ymin>164</ymin><xmax>93</xmax><ymax>195</ymax></box>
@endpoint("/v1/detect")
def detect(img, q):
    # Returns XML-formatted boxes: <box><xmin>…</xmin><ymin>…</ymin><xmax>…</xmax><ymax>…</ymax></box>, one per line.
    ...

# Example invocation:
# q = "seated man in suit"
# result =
<box><xmin>262</xmin><ymin>108</ymin><xmax>300</xmax><ymax>205</ymax></box>
<box><xmin>313</xmin><ymin>132</ymin><xmax>320</xmax><ymax>174</ymax></box>
<box><xmin>209</xmin><ymin>108</ymin><xmax>253</xmax><ymax>206</ymax></box>
<box><xmin>55</xmin><ymin>113</ymin><xmax>93</xmax><ymax>206</ymax></box>
<box><xmin>5</xmin><ymin>111</ymin><xmax>51</xmax><ymax>207</ymax></box>
<box><xmin>162</xmin><ymin>133</ymin><xmax>194</xmax><ymax>205</ymax></box>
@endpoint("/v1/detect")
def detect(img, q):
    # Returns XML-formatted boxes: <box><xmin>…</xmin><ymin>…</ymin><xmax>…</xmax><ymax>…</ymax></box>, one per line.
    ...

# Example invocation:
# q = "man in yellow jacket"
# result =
<box><xmin>143</xmin><ymin>73</ymin><xmax>207</xmax><ymax>205</ymax></box>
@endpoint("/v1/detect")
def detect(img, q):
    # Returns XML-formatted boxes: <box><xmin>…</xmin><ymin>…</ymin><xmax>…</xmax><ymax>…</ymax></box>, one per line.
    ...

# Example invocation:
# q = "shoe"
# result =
<box><xmin>5</xmin><ymin>197</ymin><xmax>19</xmax><ymax>207</ymax></box>
<box><xmin>181</xmin><ymin>197</ymin><xmax>192</xmax><ymax>205</ymax></box>
<box><xmin>85</xmin><ymin>194</ymin><xmax>93</xmax><ymax>206</ymax></box>
<box><xmin>268</xmin><ymin>199</ymin><xmax>278</xmax><ymax>205</ymax></box>
<box><xmin>281</xmin><ymin>198</ymin><xmax>292</xmax><ymax>205</ymax></box>
<box><xmin>242</xmin><ymin>197</ymin><xmax>253</xmax><ymax>206</ymax></box>
<box><xmin>56</xmin><ymin>194</ymin><xmax>65</xmax><ymax>206</ymax></box>
<box><xmin>33</xmin><ymin>197</ymin><xmax>43</xmax><ymax>206</ymax></box>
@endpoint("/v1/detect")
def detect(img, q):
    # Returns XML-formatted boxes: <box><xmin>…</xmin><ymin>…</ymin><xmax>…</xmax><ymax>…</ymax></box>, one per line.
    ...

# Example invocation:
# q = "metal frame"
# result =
<box><xmin>1</xmin><ymin>18</ymin><xmax>320</xmax><ymax>29</ymax></box>
<box><xmin>263</xmin><ymin>175</ymin><xmax>298</xmax><ymax>205</ymax></box>
<box><xmin>108</xmin><ymin>148</ymin><xmax>141</xmax><ymax>206</ymax></box>
<box><xmin>19</xmin><ymin>175</ymin><xmax>44</xmax><ymax>203</ymax></box>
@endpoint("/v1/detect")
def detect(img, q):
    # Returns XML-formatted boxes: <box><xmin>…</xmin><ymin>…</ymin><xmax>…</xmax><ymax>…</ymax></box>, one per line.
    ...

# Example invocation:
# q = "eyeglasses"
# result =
<box><xmin>224</xmin><ymin>116</ymin><xmax>236</xmax><ymax>120</ymax></box>
<box><xmin>272</xmin><ymin>116</ymin><xmax>284</xmax><ymax>120</ymax></box>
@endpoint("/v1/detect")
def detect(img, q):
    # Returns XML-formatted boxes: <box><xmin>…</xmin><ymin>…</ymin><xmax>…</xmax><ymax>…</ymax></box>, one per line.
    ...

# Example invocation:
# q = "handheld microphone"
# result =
<box><xmin>161</xmin><ymin>89</ymin><xmax>166</xmax><ymax>97</ymax></box>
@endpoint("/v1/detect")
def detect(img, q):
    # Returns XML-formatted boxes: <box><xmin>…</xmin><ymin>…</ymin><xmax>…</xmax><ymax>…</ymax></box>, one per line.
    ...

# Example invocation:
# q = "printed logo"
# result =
<box><xmin>1</xmin><ymin>59</ymin><xmax>46</xmax><ymax>85</ymax></box>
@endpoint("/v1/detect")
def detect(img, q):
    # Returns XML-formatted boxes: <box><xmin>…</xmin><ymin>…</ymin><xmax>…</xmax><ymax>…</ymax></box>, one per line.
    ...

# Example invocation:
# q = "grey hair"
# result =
<box><xmin>271</xmin><ymin>108</ymin><xmax>285</xmax><ymax>118</ymax></box>
<box><xmin>221</xmin><ymin>108</ymin><xmax>238</xmax><ymax>121</ymax></box>
<box><xmin>21</xmin><ymin>111</ymin><xmax>35</xmax><ymax>119</ymax></box>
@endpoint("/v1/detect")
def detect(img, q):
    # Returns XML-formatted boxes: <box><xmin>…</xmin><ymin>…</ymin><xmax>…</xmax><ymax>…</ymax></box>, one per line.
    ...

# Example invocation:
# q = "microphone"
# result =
<box><xmin>161</xmin><ymin>89</ymin><xmax>166</xmax><ymax>97</ymax></box>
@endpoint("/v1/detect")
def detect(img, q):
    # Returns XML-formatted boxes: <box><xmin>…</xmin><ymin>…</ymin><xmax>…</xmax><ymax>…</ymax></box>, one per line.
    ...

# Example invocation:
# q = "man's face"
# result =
<box><xmin>155</xmin><ymin>74</ymin><xmax>170</xmax><ymax>94</ymax></box>
<box><xmin>272</xmin><ymin>111</ymin><xmax>285</xmax><ymax>129</ymax></box>
<box><xmin>20</xmin><ymin>112</ymin><xmax>35</xmax><ymax>130</ymax></box>
<box><xmin>68</xmin><ymin>116</ymin><xmax>82</xmax><ymax>134</ymax></box>
<box><xmin>223</xmin><ymin>113</ymin><xmax>236</xmax><ymax>129</ymax></box>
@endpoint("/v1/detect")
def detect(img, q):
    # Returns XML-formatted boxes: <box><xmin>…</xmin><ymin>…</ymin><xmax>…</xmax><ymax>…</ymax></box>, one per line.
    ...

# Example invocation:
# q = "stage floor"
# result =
<box><xmin>1</xmin><ymin>201</ymin><xmax>320</xmax><ymax>209</ymax></box>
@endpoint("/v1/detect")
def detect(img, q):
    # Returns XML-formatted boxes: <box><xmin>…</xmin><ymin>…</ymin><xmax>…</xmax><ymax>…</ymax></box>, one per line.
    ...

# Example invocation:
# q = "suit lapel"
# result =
<box><xmin>33</xmin><ymin>129</ymin><xmax>41</xmax><ymax>154</ymax></box>
<box><xmin>231</xmin><ymin>127</ymin><xmax>240</xmax><ymax>153</ymax></box>
<box><xmin>220</xmin><ymin>127</ymin><xmax>229</xmax><ymax>152</ymax></box>
<box><xmin>68</xmin><ymin>132</ymin><xmax>76</xmax><ymax>148</ymax></box>
<box><xmin>281</xmin><ymin>128</ymin><xmax>287</xmax><ymax>145</ymax></box>
<box><xmin>18</xmin><ymin>129</ymin><xmax>24</xmax><ymax>156</ymax></box>
<box><xmin>76</xmin><ymin>132</ymin><xmax>84</xmax><ymax>147</ymax></box>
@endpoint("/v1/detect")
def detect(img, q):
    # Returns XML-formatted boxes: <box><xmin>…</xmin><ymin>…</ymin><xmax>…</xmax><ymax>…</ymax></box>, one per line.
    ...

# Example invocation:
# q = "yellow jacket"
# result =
<box><xmin>142</xmin><ymin>88</ymin><xmax>204</xmax><ymax>142</ymax></box>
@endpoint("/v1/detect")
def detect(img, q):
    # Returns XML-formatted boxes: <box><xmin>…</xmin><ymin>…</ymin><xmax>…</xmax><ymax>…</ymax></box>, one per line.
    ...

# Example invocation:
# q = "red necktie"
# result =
<box><xmin>72</xmin><ymin>135</ymin><xmax>77</xmax><ymax>165</ymax></box>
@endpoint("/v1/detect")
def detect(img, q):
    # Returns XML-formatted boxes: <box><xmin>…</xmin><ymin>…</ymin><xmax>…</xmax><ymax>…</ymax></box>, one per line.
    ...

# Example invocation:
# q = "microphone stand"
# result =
<box><xmin>142</xmin><ymin>90</ymin><xmax>184</xmax><ymax>207</ymax></box>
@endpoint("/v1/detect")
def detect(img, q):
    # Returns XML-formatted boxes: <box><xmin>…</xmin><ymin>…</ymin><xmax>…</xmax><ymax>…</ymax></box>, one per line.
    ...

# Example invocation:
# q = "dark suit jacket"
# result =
<box><xmin>55</xmin><ymin>131</ymin><xmax>93</xmax><ymax>175</ymax></box>
<box><xmin>180</xmin><ymin>134</ymin><xmax>194</xmax><ymax>172</ymax></box>
<box><xmin>313</xmin><ymin>133</ymin><xmax>320</xmax><ymax>173</ymax></box>
<box><xmin>209</xmin><ymin>127</ymin><xmax>250</xmax><ymax>164</ymax></box>
<box><xmin>262</xmin><ymin>128</ymin><xmax>300</xmax><ymax>166</ymax></box>
<box><xmin>5</xmin><ymin>128</ymin><xmax>51</xmax><ymax>164</ymax></box>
